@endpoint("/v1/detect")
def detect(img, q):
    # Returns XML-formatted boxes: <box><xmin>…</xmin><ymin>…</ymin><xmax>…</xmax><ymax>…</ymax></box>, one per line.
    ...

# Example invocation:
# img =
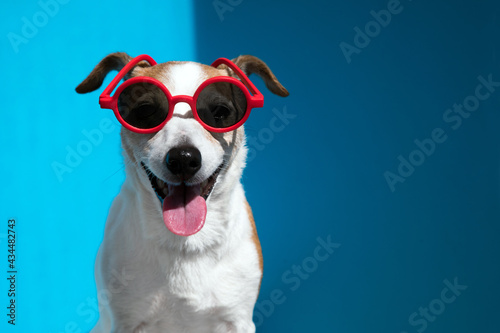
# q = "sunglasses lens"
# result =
<box><xmin>117</xmin><ymin>82</ymin><xmax>169</xmax><ymax>130</ymax></box>
<box><xmin>196</xmin><ymin>81</ymin><xmax>247</xmax><ymax>129</ymax></box>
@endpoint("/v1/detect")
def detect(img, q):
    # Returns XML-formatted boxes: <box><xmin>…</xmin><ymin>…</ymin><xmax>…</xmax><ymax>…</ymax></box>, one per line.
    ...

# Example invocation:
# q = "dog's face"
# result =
<box><xmin>122</xmin><ymin>61</ymin><xmax>246</xmax><ymax>236</ymax></box>
<box><xmin>76</xmin><ymin>53</ymin><xmax>288</xmax><ymax>238</ymax></box>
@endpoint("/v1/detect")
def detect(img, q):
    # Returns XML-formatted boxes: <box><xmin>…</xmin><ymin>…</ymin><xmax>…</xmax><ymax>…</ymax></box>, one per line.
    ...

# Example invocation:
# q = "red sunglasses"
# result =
<box><xmin>99</xmin><ymin>54</ymin><xmax>264</xmax><ymax>133</ymax></box>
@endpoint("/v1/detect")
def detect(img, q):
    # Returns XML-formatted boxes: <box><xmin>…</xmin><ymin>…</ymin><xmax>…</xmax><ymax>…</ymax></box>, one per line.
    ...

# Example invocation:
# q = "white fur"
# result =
<box><xmin>90</xmin><ymin>63</ymin><xmax>261</xmax><ymax>333</ymax></box>
<box><xmin>168</xmin><ymin>63</ymin><xmax>205</xmax><ymax>100</ymax></box>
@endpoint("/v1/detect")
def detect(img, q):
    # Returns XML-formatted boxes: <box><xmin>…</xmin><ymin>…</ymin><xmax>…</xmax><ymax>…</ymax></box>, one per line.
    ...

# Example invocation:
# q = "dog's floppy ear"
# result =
<box><xmin>75</xmin><ymin>52</ymin><xmax>148</xmax><ymax>94</ymax></box>
<box><xmin>231</xmin><ymin>55</ymin><xmax>289</xmax><ymax>97</ymax></box>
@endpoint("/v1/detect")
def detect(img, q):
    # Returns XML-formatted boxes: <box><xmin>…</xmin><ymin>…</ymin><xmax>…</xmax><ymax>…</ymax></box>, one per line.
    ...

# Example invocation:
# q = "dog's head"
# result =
<box><xmin>76</xmin><ymin>52</ymin><xmax>288</xmax><ymax>240</ymax></box>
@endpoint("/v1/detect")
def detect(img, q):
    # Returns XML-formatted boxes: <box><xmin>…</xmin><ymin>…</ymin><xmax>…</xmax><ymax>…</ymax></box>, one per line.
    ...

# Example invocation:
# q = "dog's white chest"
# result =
<box><xmin>92</xmin><ymin>185</ymin><xmax>261</xmax><ymax>333</ymax></box>
<box><xmin>137</xmin><ymin>257</ymin><xmax>249</xmax><ymax>331</ymax></box>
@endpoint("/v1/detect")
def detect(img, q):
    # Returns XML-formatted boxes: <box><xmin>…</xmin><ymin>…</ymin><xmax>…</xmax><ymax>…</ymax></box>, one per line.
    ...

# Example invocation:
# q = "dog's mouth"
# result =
<box><xmin>141</xmin><ymin>162</ymin><xmax>223</xmax><ymax>236</ymax></box>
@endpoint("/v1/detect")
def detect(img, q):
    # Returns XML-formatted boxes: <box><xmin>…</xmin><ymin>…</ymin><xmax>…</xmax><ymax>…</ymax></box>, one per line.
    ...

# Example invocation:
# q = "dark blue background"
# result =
<box><xmin>1</xmin><ymin>0</ymin><xmax>499</xmax><ymax>332</ymax></box>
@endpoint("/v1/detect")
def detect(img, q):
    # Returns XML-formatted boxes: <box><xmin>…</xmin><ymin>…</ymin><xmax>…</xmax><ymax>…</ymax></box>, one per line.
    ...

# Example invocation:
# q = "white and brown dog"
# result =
<box><xmin>76</xmin><ymin>52</ymin><xmax>288</xmax><ymax>333</ymax></box>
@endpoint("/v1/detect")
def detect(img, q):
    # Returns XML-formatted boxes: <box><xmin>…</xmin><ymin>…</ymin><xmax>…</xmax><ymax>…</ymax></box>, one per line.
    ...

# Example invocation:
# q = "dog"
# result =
<box><xmin>76</xmin><ymin>52</ymin><xmax>288</xmax><ymax>333</ymax></box>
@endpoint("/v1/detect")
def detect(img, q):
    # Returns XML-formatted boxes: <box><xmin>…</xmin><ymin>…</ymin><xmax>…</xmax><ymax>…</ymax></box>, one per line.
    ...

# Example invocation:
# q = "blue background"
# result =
<box><xmin>1</xmin><ymin>0</ymin><xmax>499</xmax><ymax>332</ymax></box>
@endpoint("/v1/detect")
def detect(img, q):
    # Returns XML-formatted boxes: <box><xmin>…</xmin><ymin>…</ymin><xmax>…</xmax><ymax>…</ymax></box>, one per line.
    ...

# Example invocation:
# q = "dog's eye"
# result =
<box><xmin>134</xmin><ymin>103</ymin><xmax>158</xmax><ymax>118</ymax></box>
<box><xmin>211</xmin><ymin>105</ymin><xmax>231</xmax><ymax>121</ymax></box>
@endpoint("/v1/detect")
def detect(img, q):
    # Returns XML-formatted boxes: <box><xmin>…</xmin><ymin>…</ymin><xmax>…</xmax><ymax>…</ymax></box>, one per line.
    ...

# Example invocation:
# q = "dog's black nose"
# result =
<box><xmin>166</xmin><ymin>146</ymin><xmax>202</xmax><ymax>181</ymax></box>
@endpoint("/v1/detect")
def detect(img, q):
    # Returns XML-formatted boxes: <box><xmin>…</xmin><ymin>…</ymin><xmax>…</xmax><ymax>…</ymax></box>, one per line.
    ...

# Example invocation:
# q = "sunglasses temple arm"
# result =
<box><xmin>239</xmin><ymin>77</ymin><xmax>264</xmax><ymax>108</ymax></box>
<box><xmin>211</xmin><ymin>58</ymin><xmax>264</xmax><ymax>99</ymax></box>
<box><xmin>99</xmin><ymin>55</ymin><xmax>158</xmax><ymax>109</ymax></box>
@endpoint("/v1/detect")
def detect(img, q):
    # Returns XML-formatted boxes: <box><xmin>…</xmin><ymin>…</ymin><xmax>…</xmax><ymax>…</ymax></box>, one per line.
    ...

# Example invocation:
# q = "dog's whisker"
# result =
<box><xmin>102</xmin><ymin>165</ymin><xmax>126</xmax><ymax>183</ymax></box>
<box><xmin>101</xmin><ymin>158</ymin><xmax>136</xmax><ymax>184</ymax></box>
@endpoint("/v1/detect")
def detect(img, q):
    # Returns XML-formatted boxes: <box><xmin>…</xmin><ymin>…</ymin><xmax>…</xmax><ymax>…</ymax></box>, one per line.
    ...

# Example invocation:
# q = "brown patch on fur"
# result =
<box><xmin>130</xmin><ymin>62</ymin><xmax>175</xmax><ymax>88</ymax></box>
<box><xmin>245</xmin><ymin>199</ymin><xmax>263</xmax><ymax>276</ymax></box>
<box><xmin>201</xmin><ymin>64</ymin><xmax>229</xmax><ymax>78</ymax></box>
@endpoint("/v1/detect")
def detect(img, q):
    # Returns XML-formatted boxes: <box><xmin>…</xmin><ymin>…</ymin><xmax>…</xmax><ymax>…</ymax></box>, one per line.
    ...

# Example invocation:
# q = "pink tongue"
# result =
<box><xmin>162</xmin><ymin>184</ymin><xmax>207</xmax><ymax>236</ymax></box>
